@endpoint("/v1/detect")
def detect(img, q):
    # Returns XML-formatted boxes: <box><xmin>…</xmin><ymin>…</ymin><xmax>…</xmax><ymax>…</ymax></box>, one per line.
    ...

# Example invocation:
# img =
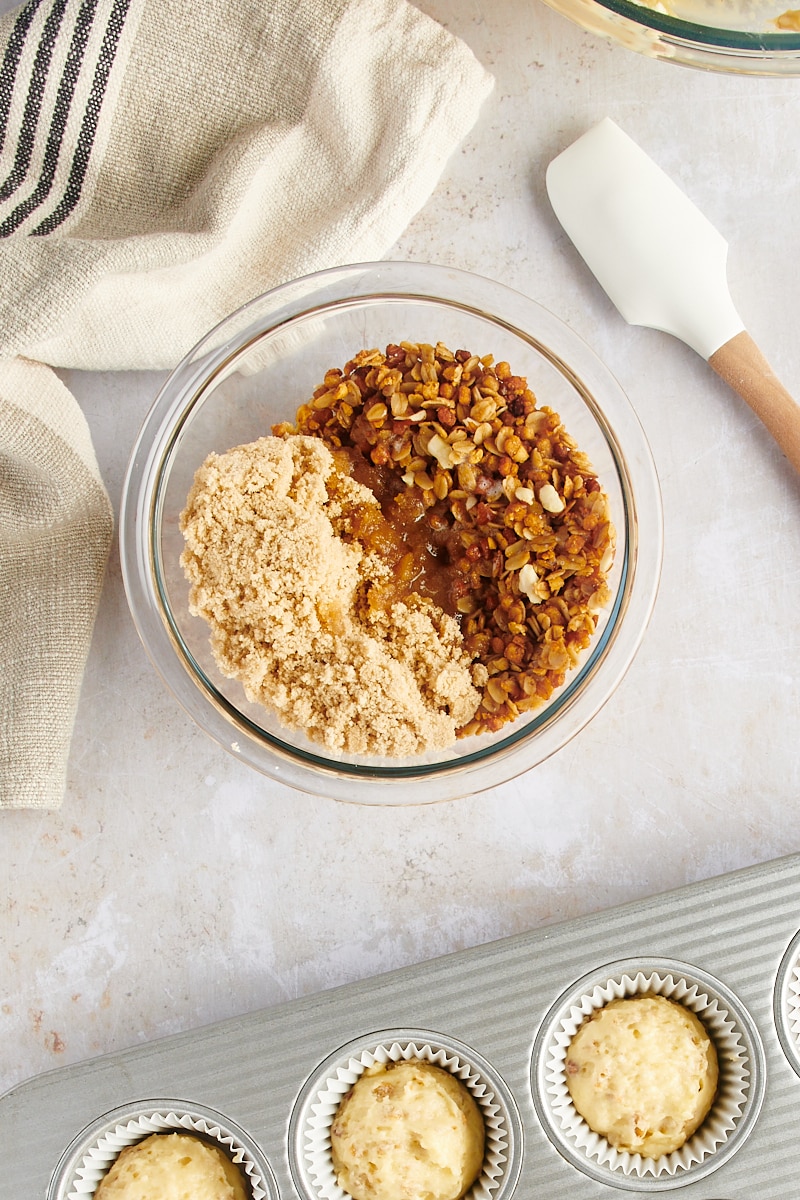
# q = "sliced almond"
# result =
<box><xmin>427</xmin><ymin>432</ymin><xmax>453</xmax><ymax>469</ymax></box>
<box><xmin>539</xmin><ymin>483</ymin><xmax>565</xmax><ymax>513</ymax></box>
<box><xmin>519</xmin><ymin>563</ymin><xmax>543</xmax><ymax>603</ymax></box>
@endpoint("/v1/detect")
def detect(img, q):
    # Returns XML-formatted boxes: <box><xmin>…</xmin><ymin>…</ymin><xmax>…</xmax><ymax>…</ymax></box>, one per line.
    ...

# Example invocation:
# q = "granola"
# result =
<box><xmin>274</xmin><ymin>341</ymin><xmax>615</xmax><ymax>738</ymax></box>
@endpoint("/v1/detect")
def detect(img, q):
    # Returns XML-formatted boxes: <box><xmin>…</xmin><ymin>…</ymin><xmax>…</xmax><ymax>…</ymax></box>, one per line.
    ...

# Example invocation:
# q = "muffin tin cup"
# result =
<box><xmin>773</xmin><ymin>926</ymin><xmax>800</xmax><ymax>1077</ymax></box>
<box><xmin>19</xmin><ymin>855</ymin><xmax>800</xmax><ymax>1200</ymax></box>
<box><xmin>47</xmin><ymin>1100</ymin><xmax>279</xmax><ymax>1200</ymax></box>
<box><xmin>531</xmin><ymin>958</ymin><xmax>766</xmax><ymax>1191</ymax></box>
<box><xmin>287</xmin><ymin>1028</ymin><xmax>523</xmax><ymax>1200</ymax></box>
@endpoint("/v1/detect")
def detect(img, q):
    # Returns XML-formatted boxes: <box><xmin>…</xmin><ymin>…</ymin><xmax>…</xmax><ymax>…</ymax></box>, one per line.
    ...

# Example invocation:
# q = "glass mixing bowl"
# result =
<box><xmin>119</xmin><ymin>261</ymin><xmax>662</xmax><ymax>805</ymax></box>
<box><xmin>539</xmin><ymin>0</ymin><xmax>800</xmax><ymax>72</ymax></box>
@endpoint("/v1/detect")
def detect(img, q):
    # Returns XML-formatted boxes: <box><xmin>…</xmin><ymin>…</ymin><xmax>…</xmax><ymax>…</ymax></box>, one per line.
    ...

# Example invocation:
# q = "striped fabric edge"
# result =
<box><xmin>0</xmin><ymin>0</ymin><xmax>142</xmax><ymax>237</ymax></box>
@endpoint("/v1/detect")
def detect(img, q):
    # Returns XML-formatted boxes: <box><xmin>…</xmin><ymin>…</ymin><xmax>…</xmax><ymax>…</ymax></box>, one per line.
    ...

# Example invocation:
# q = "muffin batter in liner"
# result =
<box><xmin>52</xmin><ymin>1101</ymin><xmax>276</xmax><ymax>1200</ymax></box>
<box><xmin>532</xmin><ymin>959</ymin><xmax>765</xmax><ymax>1188</ymax></box>
<box><xmin>289</xmin><ymin>1031</ymin><xmax>521</xmax><ymax>1200</ymax></box>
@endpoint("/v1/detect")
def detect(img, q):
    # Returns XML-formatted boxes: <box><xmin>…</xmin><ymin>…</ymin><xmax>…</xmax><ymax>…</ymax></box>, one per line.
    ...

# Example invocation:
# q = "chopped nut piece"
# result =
<box><xmin>600</xmin><ymin>540</ymin><xmax>615</xmax><ymax>574</ymax></box>
<box><xmin>518</xmin><ymin>563</ymin><xmax>542</xmax><ymax>603</ymax></box>
<box><xmin>427</xmin><ymin>432</ymin><xmax>453</xmax><ymax>468</ymax></box>
<box><xmin>539</xmin><ymin>483</ymin><xmax>566</xmax><ymax>513</ymax></box>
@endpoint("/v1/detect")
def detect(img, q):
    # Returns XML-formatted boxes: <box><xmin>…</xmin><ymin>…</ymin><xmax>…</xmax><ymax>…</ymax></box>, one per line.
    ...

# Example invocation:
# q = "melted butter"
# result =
<box><xmin>333</xmin><ymin>446</ymin><xmax>464</xmax><ymax>615</ymax></box>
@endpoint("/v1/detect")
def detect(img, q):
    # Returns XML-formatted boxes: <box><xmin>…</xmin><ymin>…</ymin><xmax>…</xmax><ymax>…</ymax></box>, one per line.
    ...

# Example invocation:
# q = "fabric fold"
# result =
<box><xmin>0</xmin><ymin>356</ymin><xmax>112</xmax><ymax>809</ymax></box>
<box><xmin>0</xmin><ymin>0</ymin><xmax>494</xmax><ymax>808</ymax></box>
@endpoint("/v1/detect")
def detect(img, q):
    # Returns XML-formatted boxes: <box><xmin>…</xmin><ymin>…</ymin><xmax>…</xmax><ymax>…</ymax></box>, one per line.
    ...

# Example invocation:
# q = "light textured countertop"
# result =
<box><xmin>3</xmin><ymin>0</ymin><xmax>800</xmax><ymax>1135</ymax></box>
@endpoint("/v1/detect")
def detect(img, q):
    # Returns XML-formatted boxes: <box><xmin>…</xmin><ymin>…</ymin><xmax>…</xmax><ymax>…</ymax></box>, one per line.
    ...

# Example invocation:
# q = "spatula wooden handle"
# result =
<box><xmin>709</xmin><ymin>331</ymin><xmax>800</xmax><ymax>475</ymax></box>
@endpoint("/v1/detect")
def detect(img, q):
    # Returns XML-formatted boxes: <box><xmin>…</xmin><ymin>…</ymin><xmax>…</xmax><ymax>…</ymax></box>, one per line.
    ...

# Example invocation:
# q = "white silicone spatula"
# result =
<box><xmin>546</xmin><ymin>118</ymin><xmax>800</xmax><ymax>474</ymax></box>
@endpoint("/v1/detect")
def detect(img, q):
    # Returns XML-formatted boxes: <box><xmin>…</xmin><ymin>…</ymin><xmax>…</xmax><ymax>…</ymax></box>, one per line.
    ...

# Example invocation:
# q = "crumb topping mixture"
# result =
<box><xmin>181</xmin><ymin>340</ymin><xmax>615</xmax><ymax>756</ymax></box>
<box><xmin>277</xmin><ymin>341</ymin><xmax>614</xmax><ymax>738</ymax></box>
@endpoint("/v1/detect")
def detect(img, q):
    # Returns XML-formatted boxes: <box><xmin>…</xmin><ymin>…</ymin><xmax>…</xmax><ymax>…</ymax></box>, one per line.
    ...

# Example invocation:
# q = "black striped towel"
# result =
<box><xmin>0</xmin><ymin>0</ymin><xmax>493</xmax><ymax>808</ymax></box>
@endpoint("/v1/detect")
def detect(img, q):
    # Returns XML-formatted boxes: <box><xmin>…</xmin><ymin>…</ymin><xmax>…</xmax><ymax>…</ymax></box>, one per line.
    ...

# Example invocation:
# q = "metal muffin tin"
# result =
<box><xmin>5</xmin><ymin>850</ymin><xmax>800</xmax><ymax>1199</ymax></box>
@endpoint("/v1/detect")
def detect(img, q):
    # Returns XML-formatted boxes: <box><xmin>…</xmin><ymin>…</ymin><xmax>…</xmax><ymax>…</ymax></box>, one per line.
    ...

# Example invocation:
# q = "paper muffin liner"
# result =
<box><xmin>531</xmin><ymin>959</ymin><xmax>766</xmax><ymax>1191</ymax></box>
<box><xmin>48</xmin><ymin>1100</ymin><xmax>278</xmax><ymax>1200</ymax></box>
<box><xmin>288</xmin><ymin>1029</ymin><xmax>523</xmax><ymax>1200</ymax></box>
<box><xmin>773</xmin><ymin>927</ymin><xmax>800</xmax><ymax>1077</ymax></box>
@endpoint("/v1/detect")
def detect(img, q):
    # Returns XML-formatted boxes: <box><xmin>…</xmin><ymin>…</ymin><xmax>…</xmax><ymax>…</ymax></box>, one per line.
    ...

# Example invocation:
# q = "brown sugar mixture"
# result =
<box><xmin>275</xmin><ymin>341</ymin><xmax>614</xmax><ymax>738</ymax></box>
<box><xmin>179</xmin><ymin>434</ymin><xmax>480</xmax><ymax>756</ymax></box>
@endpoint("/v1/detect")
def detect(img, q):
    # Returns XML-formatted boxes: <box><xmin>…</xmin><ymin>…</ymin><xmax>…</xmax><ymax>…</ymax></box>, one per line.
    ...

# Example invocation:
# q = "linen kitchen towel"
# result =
<box><xmin>0</xmin><ymin>0</ymin><xmax>493</xmax><ymax>808</ymax></box>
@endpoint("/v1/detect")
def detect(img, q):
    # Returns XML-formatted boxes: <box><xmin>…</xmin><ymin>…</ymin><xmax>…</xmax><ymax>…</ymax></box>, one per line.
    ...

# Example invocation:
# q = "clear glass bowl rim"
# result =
<box><xmin>119</xmin><ymin>260</ymin><xmax>663</xmax><ymax>804</ymax></box>
<box><xmin>594</xmin><ymin>0</ymin><xmax>800</xmax><ymax>50</ymax></box>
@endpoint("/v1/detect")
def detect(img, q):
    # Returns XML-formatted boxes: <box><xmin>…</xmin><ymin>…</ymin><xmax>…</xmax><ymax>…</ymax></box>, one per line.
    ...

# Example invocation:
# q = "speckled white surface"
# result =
<box><xmin>3</xmin><ymin>0</ymin><xmax>800</xmax><ymax>1112</ymax></box>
